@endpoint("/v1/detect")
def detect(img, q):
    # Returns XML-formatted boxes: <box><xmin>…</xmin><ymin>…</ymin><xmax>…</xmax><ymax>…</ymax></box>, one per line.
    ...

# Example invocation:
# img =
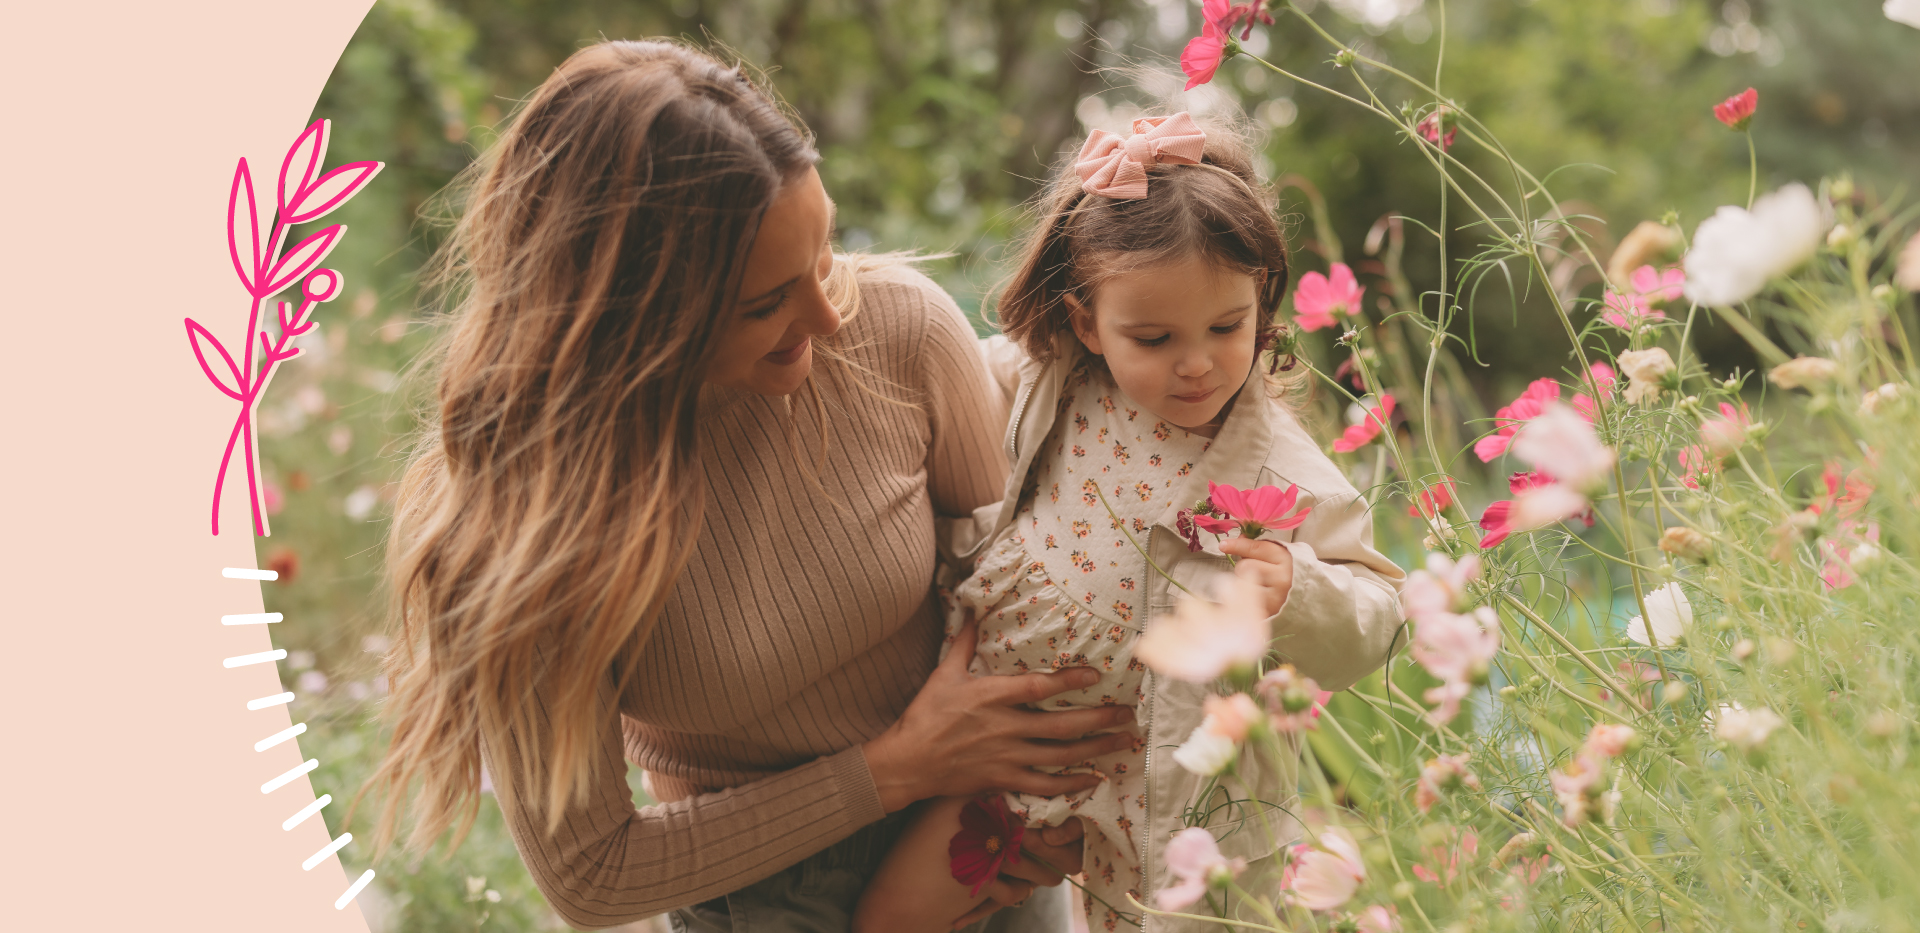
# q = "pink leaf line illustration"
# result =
<box><xmin>188</xmin><ymin>118</ymin><xmax>382</xmax><ymax>536</ymax></box>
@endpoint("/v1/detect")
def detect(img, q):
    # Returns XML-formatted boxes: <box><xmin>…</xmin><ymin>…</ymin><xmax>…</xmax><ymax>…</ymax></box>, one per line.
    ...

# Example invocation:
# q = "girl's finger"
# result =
<box><xmin>1219</xmin><ymin>536</ymin><xmax>1289</xmax><ymax>564</ymax></box>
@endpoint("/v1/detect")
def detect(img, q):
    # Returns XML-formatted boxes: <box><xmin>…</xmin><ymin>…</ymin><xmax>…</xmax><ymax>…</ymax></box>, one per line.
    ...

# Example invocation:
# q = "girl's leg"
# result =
<box><xmin>853</xmin><ymin>796</ymin><xmax>1014</xmax><ymax>933</ymax></box>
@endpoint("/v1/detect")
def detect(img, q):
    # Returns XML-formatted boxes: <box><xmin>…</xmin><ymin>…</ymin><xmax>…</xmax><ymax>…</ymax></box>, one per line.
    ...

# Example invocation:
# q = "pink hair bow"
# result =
<box><xmin>1074</xmin><ymin>112</ymin><xmax>1208</xmax><ymax>199</ymax></box>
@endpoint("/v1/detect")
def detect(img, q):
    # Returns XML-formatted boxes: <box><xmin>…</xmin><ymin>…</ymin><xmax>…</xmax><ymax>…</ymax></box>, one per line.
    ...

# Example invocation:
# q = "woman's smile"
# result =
<box><xmin>764</xmin><ymin>340</ymin><xmax>810</xmax><ymax>366</ymax></box>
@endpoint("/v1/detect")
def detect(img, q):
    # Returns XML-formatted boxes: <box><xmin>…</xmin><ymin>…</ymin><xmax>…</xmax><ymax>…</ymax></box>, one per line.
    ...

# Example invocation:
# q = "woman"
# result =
<box><xmin>366</xmin><ymin>40</ymin><xmax>1126</xmax><ymax>930</ymax></box>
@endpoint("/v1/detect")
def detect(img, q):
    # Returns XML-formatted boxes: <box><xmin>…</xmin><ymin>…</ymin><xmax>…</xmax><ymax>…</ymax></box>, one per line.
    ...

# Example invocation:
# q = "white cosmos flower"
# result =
<box><xmin>1710</xmin><ymin>702</ymin><xmax>1786</xmax><ymax>751</ymax></box>
<box><xmin>1617</xmin><ymin>348</ymin><xmax>1675</xmax><ymax>405</ymax></box>
<box><xmin>1888</xmin><ymin>0</ymin><xmax>1920</xmax><ymax>29</ymax></box>
<box><xmin>1683</xmin><ymin>183</ymin><xmax>1832</xmax><ymax>307</ymax></box>
<box><xmin>1625</xmin><ymin>582</ymin><xmax>1693</xmax><ymax>647</ymax></box>
<box><xmin>1511</xmin><ymin>403</ymin><xmax>1616</xmax><ymax>490</ymax></box>
<box><xmin>1172</xmin><ymin>717</ymin><xmax>1239</xmax><ymax>776</ymax></box>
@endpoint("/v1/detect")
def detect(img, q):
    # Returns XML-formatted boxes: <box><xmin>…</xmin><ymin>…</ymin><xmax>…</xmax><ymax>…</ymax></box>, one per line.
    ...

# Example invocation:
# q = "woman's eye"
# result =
<box><xmin>1132</xmin><ymin>334</ymin><xmax>1170</xmax><ymax>348</ymax></box>
<box><xmin>745</xmin><ymin>292</ymin><xmax>788</xmax><ymax>320</ymax></box>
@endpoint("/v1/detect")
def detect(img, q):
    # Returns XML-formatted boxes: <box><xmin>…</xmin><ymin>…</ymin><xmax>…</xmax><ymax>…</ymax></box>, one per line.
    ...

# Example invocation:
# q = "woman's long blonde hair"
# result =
<box><xmin>362</xmin><ymin>39</ymin><xmax>862</xmax><ymax>857</ymax></box>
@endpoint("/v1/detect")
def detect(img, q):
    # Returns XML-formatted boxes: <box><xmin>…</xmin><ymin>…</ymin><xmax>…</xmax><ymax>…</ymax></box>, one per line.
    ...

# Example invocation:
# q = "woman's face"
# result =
<box><xmin>705</xmin><ymin>166</ymin><xmax>841</xmax><ymax>396</ymax></box>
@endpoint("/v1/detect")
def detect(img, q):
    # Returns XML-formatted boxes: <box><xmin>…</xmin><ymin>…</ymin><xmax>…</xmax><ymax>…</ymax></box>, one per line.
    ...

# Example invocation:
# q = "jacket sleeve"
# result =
<box><xmin>1268</xmin><ymin>485</ymin><xmax>1408</xmax><ymax>692</ymax></box>
<box><xmin>482</xmin><ymin>665</ymin><xmax>886</xmax><ymax>928</ymax></box>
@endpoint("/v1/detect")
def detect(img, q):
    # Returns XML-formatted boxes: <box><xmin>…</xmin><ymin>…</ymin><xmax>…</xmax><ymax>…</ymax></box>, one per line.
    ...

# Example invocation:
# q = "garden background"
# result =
<box><xmin>254</xmin><ymin>0</ymin><xmax>1918</xmax><ymax>929</ymax></box>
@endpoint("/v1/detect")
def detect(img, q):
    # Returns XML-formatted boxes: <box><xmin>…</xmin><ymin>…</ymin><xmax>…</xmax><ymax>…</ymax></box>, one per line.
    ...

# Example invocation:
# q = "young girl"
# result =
<box><xmin>854</xmin><ymin>113</ymin><xmax>1405</xmax><ymax>933</ymax></box>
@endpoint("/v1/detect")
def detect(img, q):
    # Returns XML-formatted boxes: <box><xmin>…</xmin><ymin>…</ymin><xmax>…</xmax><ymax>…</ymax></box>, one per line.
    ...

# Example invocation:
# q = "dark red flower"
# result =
<box><xmin>265</xmin><ymin>546</ymin><xmax>300</xmax><ymax>585</ymax></box>
<box><xmin>950</xmin><ymin>795</ymin><xmax>1025</xmax><ymax>896</ymax></box>
<box><xmin>1714</xmin><ymin>87</ymin><xmax>1757</xmax><ymax>131</ymax></box>
<box><xmin>1408</xmin><ymin>477</ymin><xmax>1457</xmax><ymax>519</ymax></box>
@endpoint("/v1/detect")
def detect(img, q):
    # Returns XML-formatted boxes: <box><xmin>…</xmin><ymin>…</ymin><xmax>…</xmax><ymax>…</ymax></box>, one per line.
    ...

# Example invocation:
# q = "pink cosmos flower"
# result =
<box><xmin>1407</xmin><ymin>476</ymin><xmax>1457</xmax><ymax>519</ymax></box>
<box><xmin>1474</xmin><ymin>378</ymin><xmax>1559</xmax><ymax>462</ymax></box>
<box><xmin>1601</xmin><ymin>265</ymin><xmax>1685</xmax><ymax>330</ymax></box>
<box><xmin>1402</xmin><ymin>552</ymin><xmax>1482</xmax><ymax>620</ymax></box>
<box><xmin>1293</xmin><ymin>263</ymin><xmax>1366</xmax><ymax>331</ymax></box>
<box><xmin>1550</xmin><ymin>753</ymin><xmax>1605</xmax><ymax>827</ymax></box>
<box><xmin>1583</xmin><ymin>723</ymin><xmax>1639</xmax><ymax>758</ymax></box>
<box><xmin>1180</xmin><ymin>0</ymin><xmax>1233</xmax><ymax>89</ymax></box>
<box><xmin>1192</xmin><ymin>481</ymin><xmax>1313</xmax><ymax>538</ymax></box>
<box><xmin>1810</xmin><ymin>461</ymin><xmax>1873</xmax><ymax>518</ymax></box>
<box><xmin>1820</xmin><ymin>521</ymin><xmax>1880</xmax><ymax>590</ymax></box>
<box><xmin>1256</xmin><ymin>665</ymin><xmax>1332</xmax><ymax>733</ymax></box>
<box><xmin>1572</xmin><ymin>362</ymin><xmax>1617</xmax><ymax>422</ymax></box>
<box><xmin>1354</xmin><ymin>905</ymin><xmax>1401</xmax><ymax>933</ymax></box>
<box><xmin>1137</xmin><ymin>572</ymin><xmax>1269</xmax><ymax>682</ymax></box>
<box><xmin>1715</xmin><ymin>87</ymin><xmax>1758</xmax><ymax>130</ymax></box>
<box><xmin>1699</xmin><ymin>402</ymin><xmax>1751</xmax><ymax>458</ymax></box>
<box><xmin>1416</xmin><ymin>110</ymin><xmax>1456</xmax><ymax>151</ymax></box>
<box><xmin>1511</xmin><ymin>402</ymin><xmax>1616</xmax><ymax>490</ymax></box>
<box><xmin>1203</xmin><ymin>692</ymin><xmax>1264</xmax><ymax>742</ymax></box>
<box><xmin>1506</xmin><ymin>482</ymin><xmax>1592</xmax><ymax>533</ymax></box>
<box><xmin>1414</xmin><ymin>753</ymin><xmax>1481</xmax><ymax>814</ymax></box>
<box><xmin>1159</xmin><ymin>827</ymin><xmax>1248</xmax><ymax>910</ymax></box>
<box><xmin>1678</xmin><ymin>444</ymin><xmax>1720</xmax><ymax>490</ymax></box>
<box><xmin>1283</xmin><ymin>828</ymin><xmax>1366</xmax><ymax>912</ymax></box>
<box><xmin>1479</xmin><ymin>471</ymin><xmax>1593</xmax><ymax>548</ymax></box>
<box><xmin>1333</xmin><ymin>394</ymin><xmax>1396</xmax><ymax>453</ymax></box>
<box><xmin>1411</xmin><ymin>828</ymin><xmax>1478</xmax><ymax>885</ymax></box>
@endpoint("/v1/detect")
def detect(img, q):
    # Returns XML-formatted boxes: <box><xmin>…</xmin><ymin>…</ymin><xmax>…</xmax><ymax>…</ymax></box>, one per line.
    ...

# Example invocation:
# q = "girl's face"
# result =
<box><xmin>706</xmin><ymin>167</ymin><xmax>841</xmax><ymax>396</ymax></box>
<box><xmin>1069</xmin><ymin>254</ymin><xmax>1261</xmax><ymax>435</ymax></box>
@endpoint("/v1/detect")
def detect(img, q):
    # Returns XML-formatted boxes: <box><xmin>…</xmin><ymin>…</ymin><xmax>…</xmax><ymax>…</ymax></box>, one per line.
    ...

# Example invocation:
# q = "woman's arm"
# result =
<box><xmin>488</xmin><ymin>626</ymin><xmax>1134</xmax><ymax>928</ymax></box>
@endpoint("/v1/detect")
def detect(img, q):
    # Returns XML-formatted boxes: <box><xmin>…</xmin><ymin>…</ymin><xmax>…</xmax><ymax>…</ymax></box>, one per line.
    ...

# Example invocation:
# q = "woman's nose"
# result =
<box><xmin>792</xmin><ymin>283</ymin><xmax>842</xmax><ymax>338</ymax></box>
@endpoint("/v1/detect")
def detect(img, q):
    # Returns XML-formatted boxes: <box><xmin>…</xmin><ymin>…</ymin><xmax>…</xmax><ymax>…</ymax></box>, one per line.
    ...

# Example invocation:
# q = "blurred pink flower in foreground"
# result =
<box><xmin>1283</xmin><ymin>828</ymin><xmax>1366</xmax><ymax>911</ymax></box>
<box><xmin>1412</xmin><ymin>607</ymin><xmax>1501</xmax><ymax>724</ymax></box>
<box><xmin>1402</xmin><ymin>552</ymin><xmax>1481</xmax><ymax>619</ymax></box>
<box><xmin>1511</xmin><ymin>403</ymin><xmax>1616</xmax><ymax>490</ymax></box>
<box><xmin>1334</xmin><ymin>394</ymin><xmax>1396</xmax><ymax>453</ymax></box>
<box><xmin>1192</xmin><ymin>481</ymin><xmax>1312</xmax><ymax>538</ymax></box>
<box><xmin>1293</xmin><ymin>263</ymin><xmax>1366</xmax><ymax>331</ymax></box>
<box><xmin>1180</xmin><ymin>0</ymin><xmax>1233</xmax><ymax>89</ymax></box>
<box><xmin>1257</xmin><ymin>665</ymin><xmax>1331</xmax><ymax>733</ymax></box>
<box><xmin>1158</xmin><ymin>827</ymin><xmax>1248</xmax><ymax>910</ymax></box>
<box><xmin>1137</xmin><ymin>573</ymin><xmax>1268</xmax><ymax>682</ymax></box>
<box><xmin>1412</xmin><ymin>827</ymin><xmax>1477</xmax><ymax>884</ymax></box>
<box><xmin>1414</xmin><ymin>752</ymin><xmax>1481</xmax><ymax>814</ymax></box>
<box><xmin>1203</xmin><ymin>692</ymin><xmax>1263</xmax><ymax>742</ymax></box>
<box><xmin>1353</xmin><ymin>904</ymin><xmax>1401</xmax><ymax>933</ymax></box>
<box><xmin>1573</xmin><ymin>362</ymin><xmax>1618</xmax><ymax>421</ymax></box>
<box><xmin>1479</xmin><ymin>471</ymin><xmax>1594</xmax><ymax>548</ymax></box>
<box><xmin>1699</xmin><ymin>401</ymin><xmax>1752</xmax><ymax>458</ymax></box>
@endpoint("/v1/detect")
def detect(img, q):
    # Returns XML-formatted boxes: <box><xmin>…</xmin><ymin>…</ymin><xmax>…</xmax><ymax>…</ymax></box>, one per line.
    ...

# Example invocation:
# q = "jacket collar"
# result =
<box><xmin>1149</xmin><ymin>360</ymin><xmax>1278</xmax><ymax>537</ymax></box>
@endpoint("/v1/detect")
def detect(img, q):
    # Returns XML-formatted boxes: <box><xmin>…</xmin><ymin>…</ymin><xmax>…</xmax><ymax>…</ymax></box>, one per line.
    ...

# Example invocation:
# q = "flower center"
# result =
<box><xmin>985</xmin><ymin>836</ymin><xmax>1002</xmax><ymax>854</ymax></box>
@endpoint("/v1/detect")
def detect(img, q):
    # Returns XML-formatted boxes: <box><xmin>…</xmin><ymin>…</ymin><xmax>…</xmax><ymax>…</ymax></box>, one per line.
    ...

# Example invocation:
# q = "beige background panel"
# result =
<box><xmin>0</xmin><ymin>1</ymin><xmax>379</xmax><ymax>929</ymax></box>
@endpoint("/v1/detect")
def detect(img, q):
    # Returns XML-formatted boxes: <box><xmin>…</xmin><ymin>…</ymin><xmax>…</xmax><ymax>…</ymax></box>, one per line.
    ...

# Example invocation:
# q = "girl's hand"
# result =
<box><xmin>1220</xmin><ymin>536</ymin><xmax>1296</xmax><ymax>616</ymax></box>
<box><xmin>862</xmin><ymin>623</ymin><xmax>1137</xmax><ymax>814</ymax></box>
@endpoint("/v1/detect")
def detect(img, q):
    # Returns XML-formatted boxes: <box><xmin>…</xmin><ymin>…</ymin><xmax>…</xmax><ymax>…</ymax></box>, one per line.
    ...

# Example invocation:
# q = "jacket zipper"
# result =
<box><xmin>1138</xmin><ymin>529</ymin><xmax>1158</xmax><ymax>923</ymax></box>
<box><xmin>1006</xmin><ymin>378</ymin><xmax>1038</xmax><ymax>461</ymax></box>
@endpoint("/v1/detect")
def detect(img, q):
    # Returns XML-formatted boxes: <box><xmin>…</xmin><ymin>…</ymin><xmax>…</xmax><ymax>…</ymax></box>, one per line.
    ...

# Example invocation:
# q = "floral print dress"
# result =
<box><xmin>945</xmin><ymin>362</ymin><xmax>1214</xmax><ymax>930</ymax></box>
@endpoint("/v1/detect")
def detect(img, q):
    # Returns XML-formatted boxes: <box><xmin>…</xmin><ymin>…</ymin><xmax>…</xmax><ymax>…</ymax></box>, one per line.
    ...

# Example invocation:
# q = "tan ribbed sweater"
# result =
<box><xmin>483</xmin><ymin>263</ymin><xmax>1010</xmax><ymax>928</ymax></box>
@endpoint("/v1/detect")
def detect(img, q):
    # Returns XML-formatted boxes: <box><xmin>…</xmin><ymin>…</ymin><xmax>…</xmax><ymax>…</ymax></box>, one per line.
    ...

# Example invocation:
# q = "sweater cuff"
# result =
<box><xmin>828</xmin><ymin>744</ymin><xmax>888</xmax><ymax>827</ymax></box>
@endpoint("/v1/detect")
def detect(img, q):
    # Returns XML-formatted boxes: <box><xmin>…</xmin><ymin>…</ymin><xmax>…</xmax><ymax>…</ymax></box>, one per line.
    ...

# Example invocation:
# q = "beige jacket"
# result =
<box><xmin>946</xmin><ymin>334</ymin><xmax>1406</xmax><ymax>930</ymax></box>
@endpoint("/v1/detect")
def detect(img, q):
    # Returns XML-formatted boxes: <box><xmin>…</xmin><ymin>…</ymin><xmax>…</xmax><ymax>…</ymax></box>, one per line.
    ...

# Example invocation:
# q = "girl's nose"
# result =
<box><xmin>1173</xmin><ymin>348</ymin><xmax>1213</xmax><ymax>379</ymax></box>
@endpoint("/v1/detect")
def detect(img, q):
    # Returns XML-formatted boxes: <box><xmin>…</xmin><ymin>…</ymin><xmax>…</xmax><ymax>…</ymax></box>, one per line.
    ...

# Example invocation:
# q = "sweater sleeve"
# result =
<box><xmin>482</xmin><ymin>666</ymin><xmax>887</xmax><ymax>929</ymax></box>
<box><xmin>1267</xmin><ymin>485</ymin><xmax>1408</xmax><ymax>692</ymax></box>
<box><xmin>898</xmin><ymin>271</ymin><xmax>1008</xmax><ymax>517</ymax></box>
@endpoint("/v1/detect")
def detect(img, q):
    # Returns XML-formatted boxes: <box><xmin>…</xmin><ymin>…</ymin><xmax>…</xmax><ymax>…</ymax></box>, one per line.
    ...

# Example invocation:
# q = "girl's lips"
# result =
<box><xmin>764</xmin><ymin>341</ymin><xmax>809</xmax><ymax>365</ymax></box>
<box><xmin>1172</xmin><ymin>387</ymin><xmax>1216</xmax><ymax>404</ymax></box>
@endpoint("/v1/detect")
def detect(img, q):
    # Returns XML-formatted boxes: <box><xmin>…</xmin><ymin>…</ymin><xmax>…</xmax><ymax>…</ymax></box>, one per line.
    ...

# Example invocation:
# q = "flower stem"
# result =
<box><xmin>1745</xmin><ymin>130</ymin><xmax>1757</xmax><ymax>210</ymax></box>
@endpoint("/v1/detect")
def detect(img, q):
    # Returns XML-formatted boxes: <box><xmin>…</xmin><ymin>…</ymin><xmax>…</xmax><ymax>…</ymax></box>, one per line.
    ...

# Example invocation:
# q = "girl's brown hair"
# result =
<box><xmin>994</xmin><ymin>117</ymin><xmax>1293</xmax><ymax>373</ymax></box>
<box><xmin>362</xmin><ymin>39</ymin><xmax>859</xmax><ymax>857</ymax></box>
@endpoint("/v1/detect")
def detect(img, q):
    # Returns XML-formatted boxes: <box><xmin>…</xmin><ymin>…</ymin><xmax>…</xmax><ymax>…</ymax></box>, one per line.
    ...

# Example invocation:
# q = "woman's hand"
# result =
<box><xmin>1220</xmin><ymin>536</ymin><xmax>1296</xmax><ymax>615</ymax></box>
<box><xmin>862</xmin><ymin>623</ymin><xmax>1137</xmax><ymax>814</ymax></box>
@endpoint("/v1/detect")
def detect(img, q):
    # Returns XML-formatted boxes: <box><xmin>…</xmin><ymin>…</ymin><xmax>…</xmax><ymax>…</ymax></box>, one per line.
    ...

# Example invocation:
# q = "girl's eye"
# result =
<box><xmin>1132</xmin><ymin>334</ymin><xmax>1170</xmax><ymax>348</ymax></box>
<box><xmin>1211</xmin><ymin>320</ymin><xmax>1246</xmax><ymax>335</ymax></box>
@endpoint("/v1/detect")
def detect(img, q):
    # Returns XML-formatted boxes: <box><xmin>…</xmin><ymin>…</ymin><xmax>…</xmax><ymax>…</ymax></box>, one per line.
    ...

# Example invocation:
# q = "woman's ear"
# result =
<box><xmin>1064</xmin><ymin>293</ymin><xmax>1103</xmax><ymax>355</ymax></box>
